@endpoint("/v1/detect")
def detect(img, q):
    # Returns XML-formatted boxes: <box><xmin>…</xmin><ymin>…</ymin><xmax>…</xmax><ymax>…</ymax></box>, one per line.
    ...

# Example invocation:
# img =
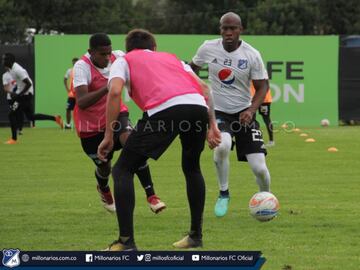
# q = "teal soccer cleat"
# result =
<box><xmin>214</xmin><ymin>196</ymin><xmax>230</xmax><ymax>217</ymax></box>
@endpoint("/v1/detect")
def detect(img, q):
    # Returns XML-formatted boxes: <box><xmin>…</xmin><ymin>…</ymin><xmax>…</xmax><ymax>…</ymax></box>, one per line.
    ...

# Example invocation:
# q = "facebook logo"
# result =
<box><xmin>85</xmin><ymin>254</ymin><xmax>93</xmax><ymax>262</ymax></box>
<box><xmin>192</xmin><ymin>254</ymin><xmax>200</xmax><ymax>261</ymax></box>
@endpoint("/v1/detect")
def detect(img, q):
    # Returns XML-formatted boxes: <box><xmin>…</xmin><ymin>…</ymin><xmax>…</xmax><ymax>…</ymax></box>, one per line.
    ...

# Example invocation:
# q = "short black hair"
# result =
<box><xmin>72</xmin><ymin>57</ymin><xmax>79</xmax><ymax>62</ymax></box>
<box><xmin>89</xmin><ymin>33</ymin><xmax>111</xmax><ymax>49</ymax></box>
<box><xmin>3</xmin><ymin>52</ymin><xmax>15</xmax><ymax>62</ymax></box>
<box><xmin>125</xmin><ymin>29</ymin><xmax>156</xmax><ymax>52</ymax></box>
<box><xmin>3</xmin><ymin>53</ymin><xmax>15</xmax><ymax>68</ymax></box>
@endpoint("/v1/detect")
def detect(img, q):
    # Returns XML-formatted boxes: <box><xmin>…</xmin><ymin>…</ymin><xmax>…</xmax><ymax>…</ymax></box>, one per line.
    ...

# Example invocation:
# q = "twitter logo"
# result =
<box><xmin>137</xmin><ymin>255</ymin><xmax>144</xmax><ymax>261</ymax></box>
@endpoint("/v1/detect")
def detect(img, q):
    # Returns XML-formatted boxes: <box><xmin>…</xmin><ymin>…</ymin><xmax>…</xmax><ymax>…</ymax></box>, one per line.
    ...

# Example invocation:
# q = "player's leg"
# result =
<box><xmin>116</xmin><ymin>113</ymin><xmax>166</xmax><ymax>214</ymax></box>
<box><xmin>259</xmin><ymin>103</ymin><xmax>274</xmax><ymax>146</ymax></box>
<box><xmin>105</xmin><ymin>107</ymin><xmax>180</xmax><ymax>250</ymax></box>
<box><xmin>66</xmin><ymin>109</ymin><xmax>71</xmax><ymax>128</ymax></box>
<box><xmin>173</xmin><ymin>105</ymin><xmax>208</xmax><ymax>248</ymax></box>
<box><xmin>65</xmin><ymin>97</ymin><xmax>75</xmax><ymax>129</ymax></box>
<box><xmin>235</xmin><ymin>118</ymin><xmax>270</xmax><ymax>192</ymax></box>
<box><xmin>105</xmin><ymin>147</ymin><xmax>146</xmax><ymax>251</ymax></box>
<box><xmin>18</xmin><ymin>95</ymin><xmax>35</xmax><ymax>127</ymax></box>
<box><xmin>213</xmin><ymin>112</ymin><xmax>233</xmax><ymax>217</ymax></box>
<box><xmin>246</xmin><ymin>153</ymin><xmax>271</xmax><ymax>192</ymax></box>
<box><xmin>15</xmin><ymin>104</ymin><xmax>24</xmax><ymax>134</ymax></box>
<box><xmin>34</xmin><ymin>113</ymin><xmax>63</xmax><ymax>129</ymax></box>
<box><xmin>5</xmin><ymin>103</ymin><xmax>18</xmax><ymax>144</ymax></box>
<box><xmin>80</xmin><ymin>132</ymin><xmax>115</xmax><ymax>212</ymax></box>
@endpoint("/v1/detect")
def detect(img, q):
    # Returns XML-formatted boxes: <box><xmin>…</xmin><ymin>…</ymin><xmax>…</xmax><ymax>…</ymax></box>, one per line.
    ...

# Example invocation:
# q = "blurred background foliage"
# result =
<box><xmin>1</xmin><ymin>0</ymin><xmax>359</xmax><ymax>44</ymax></box>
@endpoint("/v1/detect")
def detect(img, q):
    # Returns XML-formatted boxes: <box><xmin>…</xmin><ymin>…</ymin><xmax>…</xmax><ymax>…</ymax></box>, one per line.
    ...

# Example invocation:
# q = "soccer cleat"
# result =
<box><xmin>147</xmin><ymin>195</ymin><xmax>166</xmax><ymax>214</ymax></box>
<box><xmin>55</xmin><ymin>115</ymin><xmax>64</xmax><ymax>129</ymax></box>
<box><xmin>97</xmin><ymin>185</ymin><xmax>116</xmax><ymax>213</ymax></box>
<box><xmin>64</xmin><ymin>124</ymin><xmax>72</xmax><ymax>129</ymax></box>
<box><xmin>266</xmin><ymin>141</ymin><xmax>275</xmax><ymax>147</ymax></box>
<box><xmin>103</xmin><ymin>240</ymin><xmax>137</xmax><ymax>251</ymax></box>
<box><xmin>214</xmin><ymin>196</ymin><xmax>230</xmax><ymax>217</ymax></box>
<box><xmin>173</xmin><ymin>235</ymin><xmax>203</xmax><ymax>249</ymax></box>
<box><xmin>4</xmin><ymin>139</ymin><xmax>17</xmax><ymax>145</ymax></box>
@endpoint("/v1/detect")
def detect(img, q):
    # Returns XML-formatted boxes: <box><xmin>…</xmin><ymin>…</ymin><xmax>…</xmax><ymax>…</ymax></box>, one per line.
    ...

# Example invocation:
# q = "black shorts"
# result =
<box><xmin>124</xmin><ymin>105</ymin><xmax>208</xmax><ymax>160</ymax></box>
<box><xmin>215</xmin><ymin>110</ymin><xmax>267</xmax><ymax>161</ymax></box>
<box><xmin>258</xmin><ymin>103</ymin><xmax>271</xmax><ymax>117</ymax></box>
<box><xmin>80</xmin><ymin>112</ymin><xmax>132</xmax><ymax>166</ymax></box>
<box><xmin>7</xmin><ymin>99</ymin><xmax>20</xmax><ymax>112</ymax></box>
<box><xmin>67</xmin><ymin>97</ymin><xmax>76</xmax><ymax>111</ymax></box>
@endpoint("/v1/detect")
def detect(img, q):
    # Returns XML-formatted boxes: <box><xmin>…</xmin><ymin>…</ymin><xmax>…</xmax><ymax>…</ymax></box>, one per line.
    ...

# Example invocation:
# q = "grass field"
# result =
<box><xmin>0</xmin><ymin>125</ymin><xmax>359</xmax><ymax>270</ymax></box>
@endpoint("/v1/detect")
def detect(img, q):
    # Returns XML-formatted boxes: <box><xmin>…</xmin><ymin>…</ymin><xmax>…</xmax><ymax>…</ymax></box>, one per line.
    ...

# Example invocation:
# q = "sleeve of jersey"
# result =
<box><xmin>73</xmin><ymin>62</ymin><xmax>89</xmax><ymax>88</ymax></box>
<box><xmin>250</xmin><ymin>51</ymin><xmax>269</xmax><ymax>80</ymax></box>
<box><xmin>16</xmin><ymin>67</ymin><xmax>30</xmax><ymax>81</ymax></box>
<box><xmin>192</xmin><ymin>42</ymin><xmax>208</xmax><ymax>67</ymax></box>
<box><xmin>108</xmin><ymin>58</ymin><xmax>128</xmax><ymax>86</ymax></box>
<box><xmin>182</xmin><ymin>61</ymin><xmax>194</xmax><ymax>73</ymax></box>
<box><xmin>64</xmin><ymin>69</ymin><xmax>70</xmax><ymax>79</ymax></box>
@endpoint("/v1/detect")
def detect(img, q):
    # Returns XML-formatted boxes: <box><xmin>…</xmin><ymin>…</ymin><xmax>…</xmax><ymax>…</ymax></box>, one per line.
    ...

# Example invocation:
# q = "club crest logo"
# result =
<box><xmin>2</xmin><ymin>249</ymin><xmax>20</xmax><ymax>268</ymax></box>
<box><xmin>238</xmin><ymin>59</ymin><xmax>248</xmax><ymax>69</ymax></box>
<box><xmin>218</xmin><ymin>68</ymin><xmax>235</xmax><ymax>85</ymax></box>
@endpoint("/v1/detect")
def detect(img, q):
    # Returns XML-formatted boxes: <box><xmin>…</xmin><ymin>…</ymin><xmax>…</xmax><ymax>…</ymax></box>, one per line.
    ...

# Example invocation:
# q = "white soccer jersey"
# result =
<box><xmin>73</xmin><ymin>50</ymin><xmax>124</xmax><ymax>88</ymax></box>
<box><xmin>8</xmin><ymin>62</ymin><xmax>34</xmax><ymax>95</ymax></box>
<box><xmin>192</xmin><ymin>38</ymin><xmax>268</xmax><ymax>114</ymax></box>
<box><xmin>2</xmin><ymin>72</ymin><xmax>16</xmax><ymax>100</ymax></box>
<box><xmin>64</xmin><ymin>68</ymin><xmax>72</xmax><ymax>79</ymax></box>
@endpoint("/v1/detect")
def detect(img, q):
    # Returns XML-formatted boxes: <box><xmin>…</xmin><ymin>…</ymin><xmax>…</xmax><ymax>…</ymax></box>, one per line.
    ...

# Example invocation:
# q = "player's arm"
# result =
<box><xmin>97</xmin><ymin>77</ymin><xmax>124</xmax><ymax>161</ymax></box>
<box><xmin>240</xmin><ymin>79</ymin><xmax>268</xmax><ymax>124</ymax></box>
<box><xmin>189</xmin><ymin>72</ymin><xmax>221</xmax><ymax>149</ymax></box>
<box><xmin>75</xmin><ymin>84</ymin><xmax>108</xmax><ymax>110</ymax></box>
<box><xmin>3</xmin><ymin>82</ymin><xmax>12</xmax><ymax>94</ymax></box>
<box><xmin>17</xmin><ymin>78</ymin><xmax>32</xmax><ymax>96</ymax></box>
<box><xmin>189</xmin><ymin>62</ymin><xmax>202</xmax><ymax>75</ymax></box>
<box><xmin>63</xmin><ymin>77</ymin><xmax>69</xmax><ymax>93</ymax></box>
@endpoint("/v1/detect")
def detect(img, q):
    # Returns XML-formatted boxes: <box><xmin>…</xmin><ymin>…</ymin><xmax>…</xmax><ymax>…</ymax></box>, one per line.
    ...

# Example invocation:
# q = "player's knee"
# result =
<box><xmin>214</xmin><ymin>133</ymin><xmax>232</xmax><ymax>160</ymax></box>
<box><xmin>252</xmin><ymin>164</ymin><xmax>269</xmax><ymax>179</ymax></box>
<box><xmin>97</xmin><ymin>163</ymin><xmax>111</xmax><ymax>178</ymax></box>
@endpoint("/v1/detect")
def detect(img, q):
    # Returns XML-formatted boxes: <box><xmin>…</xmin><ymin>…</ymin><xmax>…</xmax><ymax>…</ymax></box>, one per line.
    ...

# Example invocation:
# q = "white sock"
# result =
<box><xmin>213</xmin><ymin>132</ymin><xmax>232</xmax><ymax>192</ymax></box>
<box><xmin>246</xmin><ymin>153</ymin><xmax>271</xmax><ymax>192</ymax></box>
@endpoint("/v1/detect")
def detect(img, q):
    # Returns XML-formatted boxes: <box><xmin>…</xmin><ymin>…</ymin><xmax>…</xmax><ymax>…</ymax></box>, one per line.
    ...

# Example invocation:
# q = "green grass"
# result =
<box><xmin>1</xmin><ymin>126</ymin><xmax>359</xmax><ymax>270</ymax></box>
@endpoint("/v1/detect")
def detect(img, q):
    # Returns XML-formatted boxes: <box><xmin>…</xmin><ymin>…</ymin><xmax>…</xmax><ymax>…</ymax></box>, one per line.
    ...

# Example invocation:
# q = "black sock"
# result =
<box><xmin>95</xmin><ymin>169</ymin><xmax>110</xmax><ymax>192</ymax></box>
<box><xmin>9</xmin><ymin>111</ymin><xmax>18</xmax><ymax>140</ymax></box>
<box><xmin>119</xmin><ymin>236</ymin><xmax>135</xmax><ymax>246</ymax></box>
<box><xmin>135</xmin><ymin>163</ymin><xmax>155</xmax><ymax>198</ymax></box>
<box><xmin>220</xmin><ymin>189</ymin><xmax>230</xmax><ymax>197</ymax></box>
<box><xmin>34</xmin><ymin>113</ymin><xmax>56</xmax><ymax>121</ymax></box>
<box><xmin>189</xmin><ymin>230</ymin><xmax>202</xmax><ymax>240</ymax></box>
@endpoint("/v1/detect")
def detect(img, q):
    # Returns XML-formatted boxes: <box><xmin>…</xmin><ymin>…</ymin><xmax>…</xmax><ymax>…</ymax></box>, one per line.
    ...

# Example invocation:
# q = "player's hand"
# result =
<box><xmin>97</xmin><ymin>137</ymin><xmax>114</xmax><ymax>162</ymax></box>
<box><xmin>207</xmin><ymin>125</ymin><xmax>222</xmax><ymax>149</ymax></box>
<box><xmin>239</xmin><ymin>109</ymin><xmax>255</xmax><ymax>124</ymax></box>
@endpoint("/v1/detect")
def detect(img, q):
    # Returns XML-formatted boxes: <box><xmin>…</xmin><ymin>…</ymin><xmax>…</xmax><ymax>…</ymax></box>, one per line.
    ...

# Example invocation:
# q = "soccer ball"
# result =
<box><xmin>321</xmin><ymin>119</ymin><xmax>330</xmax><ymax>127</ymax></box>
<box><xmin>249</xmin><ymin>192</ymin><xmax>279</xmax><ymax>222</ymax></box>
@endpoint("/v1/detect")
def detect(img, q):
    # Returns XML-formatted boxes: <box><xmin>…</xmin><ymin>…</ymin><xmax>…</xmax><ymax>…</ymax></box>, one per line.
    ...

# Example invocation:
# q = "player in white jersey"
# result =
<box><xmin>2</xmin><ymin>53</ymin><xmax>63</xmax><ymax>144</ymax></box>
<box><xmin>190</xmin><ymin>12</ymin><xmax>271</xmax><ymax>217</ymax></box>
<box><xmin>2</xmin><ymin>70</ymin><xmax>23</xmax><ymax>143</ymax></box>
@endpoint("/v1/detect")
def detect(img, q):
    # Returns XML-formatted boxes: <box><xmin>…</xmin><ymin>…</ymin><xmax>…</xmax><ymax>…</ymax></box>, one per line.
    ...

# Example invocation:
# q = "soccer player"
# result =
<box><xmin>250</xmin><ymin>83</ymin><xmax>274</xmax><ymax>147</ymax></box>
<box><xmin>2</xmin><ymin>53</ymin><xmax>63</xmax><ymax>145</ymax></box>
<box><xmin>189</xmin><ymin>12</ymin><xmax>271</xmax><ymax>217</ymax></box>
<box><xmin>73</xmin><ymin>33</ymin><xmax>165</xmax><ymax>214</ymax></box>
<box><xmin>63</xmin><ymin>57</ymin><xmax>79</xmax><ymax>129</ymax></box>
<box><xmin>98</xmin><ymin>29</ymin><xmax>221</xmax><ymax>251</ymax></box>
<box><xmin>2</xmin><ymin>70</ymin><xmax>23</xmax><ymax>144</ymax></box>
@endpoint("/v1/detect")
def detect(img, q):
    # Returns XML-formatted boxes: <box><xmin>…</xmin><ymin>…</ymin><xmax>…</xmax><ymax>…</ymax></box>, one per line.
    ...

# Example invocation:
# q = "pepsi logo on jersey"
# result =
<box><xmin>218</xmin><ymin>68</ymin><xmax>235</xmax><ymax>85</ymax></box>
